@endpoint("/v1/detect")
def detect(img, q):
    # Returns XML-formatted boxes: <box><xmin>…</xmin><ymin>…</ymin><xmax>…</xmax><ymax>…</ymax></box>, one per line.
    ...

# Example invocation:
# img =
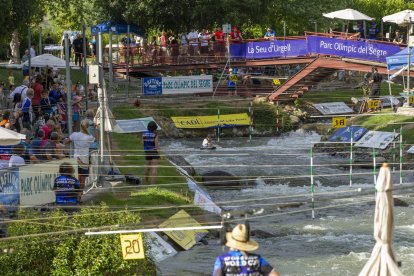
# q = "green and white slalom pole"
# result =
<box><xmin>393</xmin><ymin>129</ymin><xmax>396</xmax><ymax>172</ymax></box>
<box><xmin>217</xmin><ymin>108</ymin><xmax>220</xmax><ymax>143</ymax></box>
<box><xmin>349</xmin><ymin>128</ymin><xmax>353</xmax><ymax>187</ymax></box>
<box><xmin>310</xmin><ymin>147</ymin><xmax>315</xmax><ymax>219</ymax></box>
<box><xmin>249</xmin><ymin>101</ymin><xmax>252</xmax><ymax>142</ymax></box>
<box><xmin>400</xmin><ymin>125</ymin><xmax>403</xmax><ymax>184</ymax></box>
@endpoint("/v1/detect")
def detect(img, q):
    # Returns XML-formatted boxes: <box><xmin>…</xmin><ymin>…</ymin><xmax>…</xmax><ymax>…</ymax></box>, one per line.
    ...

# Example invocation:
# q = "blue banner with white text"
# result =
<box><xmin>230</xmin><ymin>36</ymin><xmax>402</xmax><ymax>62</ymax></box>
<box><xmin>307</xmin><ymin>36</ymin><xmax>401</xmax><ymax>62</ymax></box>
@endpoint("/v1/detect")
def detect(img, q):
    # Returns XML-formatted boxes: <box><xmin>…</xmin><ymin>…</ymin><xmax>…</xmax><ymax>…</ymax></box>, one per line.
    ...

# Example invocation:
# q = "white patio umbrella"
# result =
<box><xmin>359</xmin><ymin>163</ymin><xmax>403</xmax><ymax>276</ymax></box>
<box><xmin>323</xmin><ymin>8</ymin><xmax>374</xmax><ymax>21</ymax></box>
<box><xmin>383</xmin><ymin>10</ymin><xmax>414</xmax><ymax>25</ymax></box>
<box><xmin>22</xmin><ymin>54</ymin><xmax>70</xmax><ymax>69</ymax></box>
<box><xmin>0</xmin><ymin>127</ymin><xmax>26</xmax><ymax>146</ymax></box>
<box><xmin>323</xmin><ymin>8</ymin><xmax>373</xmax><ymax>35</ymax></box>
<box><xmin>383</xmin><ymin>10</ymin><xmax>414</xmax><ymax>102</ymax></box>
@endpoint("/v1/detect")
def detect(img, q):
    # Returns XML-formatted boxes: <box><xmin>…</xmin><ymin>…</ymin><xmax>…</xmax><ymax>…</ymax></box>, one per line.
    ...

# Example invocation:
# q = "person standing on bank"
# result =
<box><xmin>213</xmin><ymin>224</ymin><xmax>280</xmax><ymax>276</ymax></box>
<box><xmin>64</xmin><ymin>119</ymin><xmax>94</xmax><ymax>193</ymax></box>
<box><xmin>53</xmin><ymin>162</ymin><xmax>81</xmax><ymax>205</ymax></box>
<box><xmin>143</xmin><ymin>121</ymin><xmax>160</xmax><ymax>184</ymax></box>
<box><xmin>369</xmin><ymin>67</ymin><xmax>382</xmax><ymax>98</ymax></box>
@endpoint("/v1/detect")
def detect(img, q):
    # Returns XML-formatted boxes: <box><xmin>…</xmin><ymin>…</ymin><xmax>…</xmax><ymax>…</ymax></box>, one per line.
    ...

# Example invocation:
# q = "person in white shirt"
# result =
<box><xmin>8</xmin><ymin>79</ymin><xmax>30</xmax><ymax>103</ymax></box>
<box><xmin>65</xmin><ymin>119</ymin><xmax>95</xmax><ymax>192</ymax></box>
<box><xmin>187</xmin><ymin>29</ymin><xmax>199</xmax><ymax>62</ymax></box>
<box><xmin>202</xmin><ymin>134</ymin><xmax>212</xmax><ymax>148</ymax></box>
<box><xmin>30</xmin><ymin>43</ymin><xmax>36</xmax><ymax>58</ymax></box>
<box><xmin>199</xmin><ymin>29</ymin><xmax>210</xmax><ymax>62</ymax></box>
<box><xmin>9</xmin><ymin>144</ymin><xmax>26</xmax><ymax>167</ymax></box>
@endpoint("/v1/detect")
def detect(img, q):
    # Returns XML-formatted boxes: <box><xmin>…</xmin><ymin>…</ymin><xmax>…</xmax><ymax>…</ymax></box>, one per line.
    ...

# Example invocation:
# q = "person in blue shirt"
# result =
<box><xmin>213</xmin><ymin>224</ymin><xmax>279</xmax><ymax>276</ymax></box>
<box><xmin>48</xmin><ymin>82</ymin><xmax>63</xmax><ymax>105</ymax></box>
<box><xmin>54</xmin><ymin>162</ymin><xmax>81</xmax><ymax>205</ymax></box>
<box><xmin>368</xmin><ymin>21</ymin><xmax>379</xmax><ymax>40</ymax></box>
<box><xmin>142</xmin><ymin>121</ymin><xmax>160</xmax><ymax>184</ymax></box>
<box><xmin>357</xmin><ymin>23</ymin><xmax>365</xmax><ymax>39</ymax></box>
<box><xmin>264</xmin><ymin>27</ymin><xmax>276</xmax><ymax>40</ymax></box>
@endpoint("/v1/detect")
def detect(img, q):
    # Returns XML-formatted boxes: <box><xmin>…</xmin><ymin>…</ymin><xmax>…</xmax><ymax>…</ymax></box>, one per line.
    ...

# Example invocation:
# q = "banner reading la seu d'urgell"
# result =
<box><xmin>232</xmin><ymin>36</ymin><xmax>401</xmax><ymax>62</ymax></box>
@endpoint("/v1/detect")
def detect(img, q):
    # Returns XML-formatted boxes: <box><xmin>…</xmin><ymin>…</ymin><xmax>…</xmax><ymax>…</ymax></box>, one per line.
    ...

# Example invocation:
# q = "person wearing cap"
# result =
<box><xmin>369</xmin><ymin>67</ymin><xmax>382</xmax><ymax>99</ymax></box>
<box><xmin>368</xmin><ymin>21</ymin><xmax>378</xmax><ymax>40</ymax></box>
<box><xmin>213</xmin><ymin>224</ymin><xmax>280</xmax><ymax>276</ymax></box>
<box><xmin>264</xmin><ymin>27</ymin><xmax>276</xmax><ymax>40</ymax></box>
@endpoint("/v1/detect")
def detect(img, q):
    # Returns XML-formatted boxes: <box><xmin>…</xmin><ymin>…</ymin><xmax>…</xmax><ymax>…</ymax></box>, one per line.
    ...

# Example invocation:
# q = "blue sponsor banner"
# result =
<box><xmin>0</xmin><ymin>168</ymin><xmax>20</xmax><ymax>212</ymax></box>
<box><xmin>143</xmin><ymin>77</ymin><xmax>162</xmax><ymax>95</ymax></box>
<box><xmin>245</xmin><ymin>40</ymin><xmax>308</xmax><ymax>59</ymax></box>
<box><xmin>329</xmin><ymin>126</ymin><xmax>368</xmax><ymax>142</ymax></box>
<box><xmin>307</xmin><ymin>36</ymin><xmax>401</xmax><ymax>62</ymax></box>
<box><xmin>230</xmin><ymin>43</ymin><xmax>246</xmax><ymax>59</ymax></box>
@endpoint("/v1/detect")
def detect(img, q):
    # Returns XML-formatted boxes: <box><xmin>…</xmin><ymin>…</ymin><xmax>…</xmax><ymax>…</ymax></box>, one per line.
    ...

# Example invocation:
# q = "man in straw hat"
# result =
<box><xmin>213</xmin><ymin>224</ymin><xmax>280</xmax><ymax>276</ymax></box>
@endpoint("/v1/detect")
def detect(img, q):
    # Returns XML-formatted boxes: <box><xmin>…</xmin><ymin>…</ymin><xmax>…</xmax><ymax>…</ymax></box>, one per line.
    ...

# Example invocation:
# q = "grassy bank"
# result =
<box><xmin>91</xmin><ymin>105</ymin><xmax>206</xmax><ymax>222</ymax></box>
<box><xmin>352</xmin><ymin>110</ymin><xmax>414</xmax><ymax>144</ymax></box>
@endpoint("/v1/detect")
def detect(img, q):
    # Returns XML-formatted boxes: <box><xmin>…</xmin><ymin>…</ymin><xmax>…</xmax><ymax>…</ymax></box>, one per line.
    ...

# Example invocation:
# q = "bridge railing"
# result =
<box><xmin>103</xmin><ymin>33</ymin><xmax>405</xmax><ymax>69</ymax></box>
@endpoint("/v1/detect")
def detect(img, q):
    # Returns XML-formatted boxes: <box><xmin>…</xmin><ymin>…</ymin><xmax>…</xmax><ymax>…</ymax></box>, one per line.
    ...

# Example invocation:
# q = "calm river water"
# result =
<box><xmin>160</xmin><ymin>130</ymin><xmax>414</xmax><ymax>275</ymax></box>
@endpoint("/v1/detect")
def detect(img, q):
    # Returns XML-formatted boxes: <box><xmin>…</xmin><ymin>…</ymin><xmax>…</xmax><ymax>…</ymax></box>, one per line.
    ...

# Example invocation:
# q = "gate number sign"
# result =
<box><xmin>368</xmin><ymin>100</ymin><xmax>381</xmax><ymax>109</ymax></box>
<box><xmin>332</xmin><ymin>117</ymin><xmax>346</xmax><ymax>128</ymax></box>
<box><xmin>120</xmin><ymin>234</ymin><xmax>145</xmax><ymax>260</ymax></box>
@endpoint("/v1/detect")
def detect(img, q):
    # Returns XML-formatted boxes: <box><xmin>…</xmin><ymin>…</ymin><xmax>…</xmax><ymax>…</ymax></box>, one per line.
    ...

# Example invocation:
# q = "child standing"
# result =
<box><xmin>8</xmin><ymin>71</ymin><xmax>15</xmax><ymax>88</ymax></box>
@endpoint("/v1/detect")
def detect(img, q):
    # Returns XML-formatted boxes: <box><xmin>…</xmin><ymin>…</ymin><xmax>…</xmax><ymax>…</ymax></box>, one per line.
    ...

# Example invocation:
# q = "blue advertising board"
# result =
<box><xmin>307</xmin><ymin>36</ymin><xmax>401</xmax><ymax>63</ymax></box>
<box><xmin>0</xmin><ymin>168</ymin><xmax>20</xmax><ymax>212</ymax></box>
<box><xmin>143</xmin><ymin>77</ymin><xmax>162</xmax><ymax>95</ymax></box>
<box><xmin>245</xmin><ymin>40</ymin><xmax>308</xmax><ymax>59</ymax></box>
<box><xmin>230</xmin><ymin>36</ymin><xmax>401</xmax><ymax>62</ymax></box>
<box><xmin>329</xmin><ymin>126</ymin><xmax>368</xmax><ymax>143</ymax></box>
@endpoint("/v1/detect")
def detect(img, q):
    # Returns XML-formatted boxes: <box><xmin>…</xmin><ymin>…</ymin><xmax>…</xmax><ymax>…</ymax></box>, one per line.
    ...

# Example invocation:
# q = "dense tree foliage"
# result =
<box><xmin>2</xmin><ymin>0</ymin><xmax>414</xmax><ymax>60</ymax></box>
<box><xmin>0</xmin><ymin>205</ymin><xmax>155</xmax><ymax>274</ymax></box>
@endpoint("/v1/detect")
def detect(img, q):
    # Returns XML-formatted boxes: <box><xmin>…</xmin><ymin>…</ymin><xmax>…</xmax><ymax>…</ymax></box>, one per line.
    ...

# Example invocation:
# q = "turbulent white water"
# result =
<box><xmin>160</xmin><ymin>130</ymin><xmax>414</xmax><ymax>275</ymax></box>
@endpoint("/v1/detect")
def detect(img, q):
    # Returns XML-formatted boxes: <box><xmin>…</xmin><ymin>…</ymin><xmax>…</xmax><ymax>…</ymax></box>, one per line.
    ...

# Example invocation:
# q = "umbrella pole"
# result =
<box><xmin>399</xmin><ymin>126</ymin><xmax>403</xmax><ymax>184</ymax></box>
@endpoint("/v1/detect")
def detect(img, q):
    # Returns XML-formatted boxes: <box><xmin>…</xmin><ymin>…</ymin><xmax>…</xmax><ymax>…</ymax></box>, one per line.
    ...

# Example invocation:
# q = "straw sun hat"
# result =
<box><xmin>225</xmin><ymin>224</ymin><xmax>258</xmax><ymax>252</ymax></box>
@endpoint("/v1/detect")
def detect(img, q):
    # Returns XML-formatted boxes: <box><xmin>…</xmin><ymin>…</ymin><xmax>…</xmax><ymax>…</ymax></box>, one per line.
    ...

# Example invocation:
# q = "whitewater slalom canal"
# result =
<box><xmin>160</xmin><ymin>130</ymin><xmax>414</xmax><ymax>275</ymax></box>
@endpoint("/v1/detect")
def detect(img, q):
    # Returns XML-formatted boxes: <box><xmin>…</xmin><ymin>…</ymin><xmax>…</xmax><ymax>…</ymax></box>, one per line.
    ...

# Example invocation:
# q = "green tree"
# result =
<box><xmin>2</xmin><ymin>0</ymin><xmax>46</xmax><ymax>63</ymax></box>
<box><xmin>0</xmin><ymin>205</ymin><xmax>155</xmax><ymax>275</ymax></box>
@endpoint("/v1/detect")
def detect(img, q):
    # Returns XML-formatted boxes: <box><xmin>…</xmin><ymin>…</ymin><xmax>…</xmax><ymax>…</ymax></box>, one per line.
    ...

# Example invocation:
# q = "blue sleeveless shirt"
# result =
<box><xmin>143</xmin><ymin>130</ymin><xmax>157</xmax><ymax>151</ymax></box>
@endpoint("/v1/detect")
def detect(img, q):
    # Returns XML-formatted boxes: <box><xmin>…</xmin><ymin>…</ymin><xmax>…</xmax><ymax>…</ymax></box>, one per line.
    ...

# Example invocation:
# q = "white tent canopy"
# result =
<box><xmin>323</xmin><ymin>8</ymin><xmax>373</xmax><ymax>21</ymax></box>
<box><xmin>22</xmin><ymin>54</ymin><xmax>71</xmax><ymax>69</ymax></box>
<box><xmin>0</xmin><ymin>127</ymin><xmax>26</xmax><ymax>146</ymax></box>
<box><xmin>383</xmin><ymin>10</ymin><xmax>414</xmax><ymax>25</ymax></box>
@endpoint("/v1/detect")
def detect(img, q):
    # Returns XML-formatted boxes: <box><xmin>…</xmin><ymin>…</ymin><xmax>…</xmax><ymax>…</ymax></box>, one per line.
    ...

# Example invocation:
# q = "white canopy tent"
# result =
<box><xmin>0</xmin><ymin>127</ymin><xmax>26</xmax><ymax>146</ymax></box>
<box><xmin>323</xmin><ymin>8</ymin><xmax>374</xmax><ymax>21</ymax></box>
<box><xmin>383</xmin><ymin>10</ymin><xmax>414</xmax><ymax>25</ymax></box>
<box><xmin>383</xmin><ymin>10</ymin><xmax>414</xmax><ymax>101</ymax></box>
<box><xmin>323</xmin><ymin>8</ymin><xmax>373</xmax><ymax>35</ymax></box>
<box><xmin>22</xmin><ymin>53</ymin><xmax>72</xmax><ymax>69</ymax></box>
